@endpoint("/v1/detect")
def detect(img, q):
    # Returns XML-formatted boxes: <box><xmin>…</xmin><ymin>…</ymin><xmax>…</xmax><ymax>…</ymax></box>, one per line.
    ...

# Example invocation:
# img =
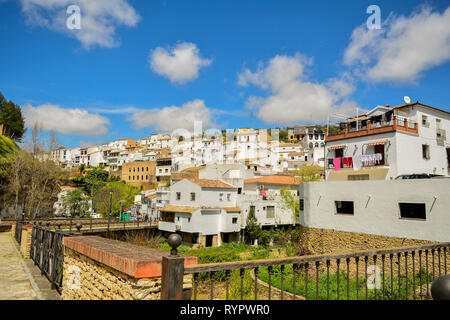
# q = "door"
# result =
<box><xmin>205</xmin><ymin>235</ymin><xmax>213</xmax><ymax>247</ymax></box>
<box><xmin>374</xmin><ymin>144</ymin><xmax>385</xmax><ymax>165</ymax></box>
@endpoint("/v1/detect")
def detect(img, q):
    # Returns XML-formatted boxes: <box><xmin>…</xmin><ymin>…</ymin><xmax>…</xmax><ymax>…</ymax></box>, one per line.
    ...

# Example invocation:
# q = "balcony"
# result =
<box><xmin>326</xmin><ymin>116</ymin><xmax>418</xmax><ymax>141</ymax></box>
<box><xmin>326</xmin><ymin>153</ymin><xmax>388</xmax><ymax>169</ymax></box>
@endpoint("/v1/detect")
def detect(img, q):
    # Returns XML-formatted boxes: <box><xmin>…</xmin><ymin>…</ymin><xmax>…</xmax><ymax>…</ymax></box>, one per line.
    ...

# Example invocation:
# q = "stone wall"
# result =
<box><xmin>61</xmin><ymin>235</ymin><xmax>197</xmax><ymax>300</ymax></box>
<box><xmin>299</xmin><ymin>226</ymin><xmax>437</xmax><ymax>255</ymax></box>
<box><xmin>20</xmin><ymin>226</ymin><xmax>32</xmax><ymax>258</ymax></box>
<box><xmin>62</xmin><ymin>248</ymin><xmax>164</xmax><ymax>300</ymax></box>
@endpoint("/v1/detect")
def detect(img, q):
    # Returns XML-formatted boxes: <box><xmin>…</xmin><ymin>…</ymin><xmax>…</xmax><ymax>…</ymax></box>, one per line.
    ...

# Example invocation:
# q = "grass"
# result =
<box><xmin>0</xmin><ymin>135</ymin><xmax>17</xmax><ymax>159</ymax></box>
<box><xmin>257</xmin><ymin>265</ymin><xmax>434</xmax><ymax>300</ymax></box>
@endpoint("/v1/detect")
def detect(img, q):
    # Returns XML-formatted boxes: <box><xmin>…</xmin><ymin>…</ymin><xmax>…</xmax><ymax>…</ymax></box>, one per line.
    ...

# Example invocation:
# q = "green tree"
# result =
<box><xmin>84</xmin><ymin>167</ymin><xmax>109</xmax><ymax>193</ymax></box>
<box><xmin>61</xmin><ymin>188</ymin><xmax>90</xmax><ymax>217</ymax></box>
<box><xmin>246</xmin><ymin>206</ymin><xmax>261</xmax><ymax>245</ymax></box>
<box><xmin>92</xmin><ymin>181</ymin><xmax>139</xmax><ymax>217</ymax></box>
<box><xmin>0</xmin><ymin>92</ymin><xmax>26</xmax><ymax>142</ymax></box>
<box><xmin>279</xmin><ymin>129</ymin><xmax>288</xmax><ymax>142</ymax></box>
<box><xmin>279</xmin><ymin>186</ymin><xmax>300</xmax><ymax>220</ymax></box>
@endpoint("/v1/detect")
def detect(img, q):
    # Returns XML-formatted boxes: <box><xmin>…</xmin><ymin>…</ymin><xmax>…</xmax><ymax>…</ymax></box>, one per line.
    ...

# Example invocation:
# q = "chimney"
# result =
<box><xmin>385</xmin><ymin>104</ymin><xmax>390</xmax><ymax>107</ymax></box>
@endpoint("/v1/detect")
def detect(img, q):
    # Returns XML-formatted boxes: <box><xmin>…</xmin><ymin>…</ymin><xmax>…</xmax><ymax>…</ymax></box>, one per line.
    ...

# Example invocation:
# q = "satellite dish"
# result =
<box><xmin>404</xmin><ymin>96</ymin><xmax>411</xmax><ymax>104</ymax></box>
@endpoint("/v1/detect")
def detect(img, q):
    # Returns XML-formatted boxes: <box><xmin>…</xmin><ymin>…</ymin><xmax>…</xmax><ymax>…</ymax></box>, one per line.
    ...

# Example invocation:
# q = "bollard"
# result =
<box><xmin>161</xmin><ymin>233</ymin><xmax>184</xmax><ymax>300</ymax></box>
<box><xmin>431</xmin><ymin>275</ymin><xmax>450</xmax><ymax>300</ymax></box>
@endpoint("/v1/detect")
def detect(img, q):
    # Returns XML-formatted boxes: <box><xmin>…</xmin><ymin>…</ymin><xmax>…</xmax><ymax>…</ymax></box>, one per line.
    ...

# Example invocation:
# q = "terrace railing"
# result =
<box><xmin>162</xmin><ymin>235</ymin><xmax>449</xmax><ymax>300</ymax></box>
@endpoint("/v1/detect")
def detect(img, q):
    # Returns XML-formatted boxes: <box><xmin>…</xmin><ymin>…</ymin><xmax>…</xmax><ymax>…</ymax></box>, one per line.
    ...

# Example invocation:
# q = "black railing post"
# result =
<box><xmin>161</xmin><ymin>233</ymin><xmax>185</xmax><ymax>300</ymax></box>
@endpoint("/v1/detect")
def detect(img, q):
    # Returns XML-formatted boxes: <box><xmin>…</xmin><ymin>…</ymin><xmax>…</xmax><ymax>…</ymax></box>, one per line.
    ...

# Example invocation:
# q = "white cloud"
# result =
<box><xmin>19</xmin><ymin>0</ymin><xmax>140</xmax><ymax>49</ymax></box>
<box><xmin>149</xmin><ymin>42</ymin><xmax>212</xmax><ymax>84</ymax></box>
<box><xmin>23</xmin><ymin>104</ymin><xmax>110</xmax><ymax>136</ymax></box>
<box><xmin>238</xmin><ymin>54</ymin><xmax>357</xmax><ymax>125</ymax></box>
<box><xmin>128</xmin><ymin>99</ymin><xmax>215</xmax><ymax>133</ymax></box>
<box><xmin>344</xmin><ymin>5</ymin><xmax>450</xmax><ymax>83</ymax></box>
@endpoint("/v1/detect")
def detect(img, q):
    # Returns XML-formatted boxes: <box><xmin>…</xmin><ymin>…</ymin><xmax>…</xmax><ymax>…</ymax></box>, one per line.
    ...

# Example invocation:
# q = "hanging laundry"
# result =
<box><xmin>343</xmin><ymin>157</ymin><xmax>353</xmax><ymax>168</ymax></box>
<box><xmin>333</xmin><ymin>158</ymin><xmax>341</xmax><ymax>171</ymax></box>
<box><xmin>353</xmin><ymin>155</ymin><xmax>362</xmax><ymax>171</ymax></box>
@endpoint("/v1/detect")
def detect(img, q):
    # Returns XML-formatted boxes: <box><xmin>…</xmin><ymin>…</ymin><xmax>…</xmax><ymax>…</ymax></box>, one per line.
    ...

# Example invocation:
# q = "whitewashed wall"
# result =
<box><xmin>300</xmin><ymin>180</ymin><xmax>450</xmax><ymax>242</ymax></box>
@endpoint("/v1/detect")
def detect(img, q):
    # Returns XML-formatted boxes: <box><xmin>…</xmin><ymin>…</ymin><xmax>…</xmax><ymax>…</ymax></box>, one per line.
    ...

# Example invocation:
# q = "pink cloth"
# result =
<box><xmin>333</xmin><ymin>158</ymin><xmax>341</xmax><ymax>171</ymax></box>
<box><xmin>260</xmin><ymin>189</ymin><xmax>266</xmax><ymax>196</ymax></box>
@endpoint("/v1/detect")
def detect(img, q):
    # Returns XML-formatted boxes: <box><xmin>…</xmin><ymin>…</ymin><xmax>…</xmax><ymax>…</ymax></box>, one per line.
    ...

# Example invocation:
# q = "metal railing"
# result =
<box><xmin>30</xmin><ymin>222</ymin><xmax>67</xmax><ymax>293</ymax></box>
<box><xmin>162</xmin><ymin>236</ymin><xmax>449</xmax><ymax>300</ymax></box>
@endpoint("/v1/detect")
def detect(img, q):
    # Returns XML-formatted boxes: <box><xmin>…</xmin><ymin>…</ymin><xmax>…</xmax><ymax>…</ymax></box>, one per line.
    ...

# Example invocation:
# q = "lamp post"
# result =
<box><xmin>108</xmin><ymin>191</ymin><xmax>113</xmax><ymax>228</ymax></box>
<box><xmin>119</xmin><ymin>200</ymin><xmax>125</xmax><ymax>221</ymax></box>
<box><xmin>22</xmin><ymin>184</ymin><xmax>28</xmax><ymax>222</ymax></box>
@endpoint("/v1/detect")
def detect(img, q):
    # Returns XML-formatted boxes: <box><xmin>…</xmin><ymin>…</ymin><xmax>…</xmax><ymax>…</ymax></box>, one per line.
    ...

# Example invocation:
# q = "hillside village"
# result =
<box><xmin>36</xmin><ymin>101</ymin><xmax>450</xmax><ymax>247</ymax></box>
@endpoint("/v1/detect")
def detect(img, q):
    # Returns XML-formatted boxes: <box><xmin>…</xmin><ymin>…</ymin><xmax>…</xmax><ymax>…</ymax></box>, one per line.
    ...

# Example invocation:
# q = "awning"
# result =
<box><xmin>329</xmin><ymin>144</ymin><xmax>347</xmax><ymax>150</ymax></box>
<box><xmin>366</xmin><ymin>139</ymin><xmax>388</xmax><ymax>146</ymax></box>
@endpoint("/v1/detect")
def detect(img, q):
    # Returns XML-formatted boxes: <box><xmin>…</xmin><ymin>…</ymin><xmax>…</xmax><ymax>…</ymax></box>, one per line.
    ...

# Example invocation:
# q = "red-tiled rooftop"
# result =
<box><xmin>244</xmin><ymin>175</ymin><xmax>301</xmax><ymax>185</ymax></box>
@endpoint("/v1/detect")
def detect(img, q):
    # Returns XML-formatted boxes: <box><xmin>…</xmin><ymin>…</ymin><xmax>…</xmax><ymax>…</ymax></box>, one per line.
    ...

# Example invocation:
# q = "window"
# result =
<box><xmin>165</xmin><ymin>168</ymin><xmax>168</xmax><ymax>173</ymax></box>
<box><xmin>137</xmin><ymin>167</ymin><xmax>139</xmax><ymax>172</ymax></box>
<box><xmin>422</xmin><ymin>144</ymin><xmax>430</xmax><ymax>160</ymax></box>
<box><xmin>161</xmin><ymin>212</ymin><xmax>174</xmax><ymax>222</ymax></box>
<box><xmin>129</xmin><ymin>176</ymin><xmax>131</xmax><ymax>180</ymax></box>
<box><xmin>190</xmin><ymin>192</ymin><xmax>196</xmax><ymax>201</ymax></box>
<box><xmin>219</xmin><ymin>193</ymin><xmax>223</xmax><ymax>201</ymax></box>
<box><xmin>399</xmin><ymin>203</ymin><xmax>426</xmax><ymax>220</ymax></box>
<box><xmin>266</xmin><ymin>206</ymin><xmax>275</xmax><ymax>219</ymax></box>
<box><xmin>335</xmin><ymin>201</ymin><xmax>354</xmax><ymax>215</ymax></box>
<box><xmin>300</xmin><ymin>199</ymin><xmax>304</xmax><ymax>211</ymax></box>
<box><xmin>348</xmin><ymin>174</ymin><xmax>370</xmax><ymax>181</ymax></box>
<box><xmin>422</xmin><ymin>115</ymin><xmax>429</xmax><ymax>127</ymax></box>
<box><xmin>176</xmin><ymin>192</ymin><xmax>181</xmax><ymax>200</ymax></box>
<box><xmin>232</xmin><ymin>217</ymin><xmax>238</xmax><ymax>224</ymax></box>
<box><xmin>188</xmin><ymin>218</ymin><xmax>191</xmax><ymax>223</ymax></box>
<box><xmin>335</xmin><ymin>148</ymin><xmax>344</xmax><ymax>158</ymax></box>
<box><xmin>227</xmin><ymin>194</ymin><xmax>231</xmax><ymax>201</ymax></box>
<box><xmin>136</xmin><ymin>175</ymin><xmax>139</xmax><ymax>180</ymax></box>
<box><xmin>238</xmin><ymin>188</ymin><xmax>242</xmax><ymax>194</ymax></box>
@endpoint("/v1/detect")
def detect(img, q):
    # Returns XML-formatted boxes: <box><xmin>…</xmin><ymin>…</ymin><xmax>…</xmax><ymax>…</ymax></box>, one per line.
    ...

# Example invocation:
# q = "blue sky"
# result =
<box><xmin>0</xmin><ymin>0</ymin><xmax>449</xmax><ymax>148</ymax></box>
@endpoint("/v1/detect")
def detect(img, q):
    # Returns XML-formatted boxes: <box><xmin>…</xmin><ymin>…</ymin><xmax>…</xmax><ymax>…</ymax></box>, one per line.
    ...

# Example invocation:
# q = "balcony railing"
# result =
<box><xmin>327</xmin><ymin>116</ymin><xmax>418</xmax><ymax>141</ymax></box>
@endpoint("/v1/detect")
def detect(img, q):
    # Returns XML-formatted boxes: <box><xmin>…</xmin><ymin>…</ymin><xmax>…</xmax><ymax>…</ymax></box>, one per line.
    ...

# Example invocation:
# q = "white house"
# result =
<box><xmin>325</xmin><ymin>102</ymin><xmax>450</xmax><ymax>181</ymax></box>
<box><xmin>238</xmin><ymin>175</ymin><xmax>301</xmax><ymax>232</ymax></box>
<box><xmin>158</xmin><ymin>178</ymin><xmax>241</xmax><ymax>247</ymax></box>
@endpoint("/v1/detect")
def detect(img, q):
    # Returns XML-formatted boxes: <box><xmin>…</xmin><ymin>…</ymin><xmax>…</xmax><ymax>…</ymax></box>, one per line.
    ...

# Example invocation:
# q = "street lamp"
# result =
<box><xmin>119</xmin><ymin>200</ymin><xmax>125</xmax><ymax>220</ymax></box>
<box><xmin>108</xmin><ymin>191</ymin><xmax>113</xmax><ymax>227</ymax></box>
<box><xmin>22</xmin><ymin>184</ymin><xmax>28</xmax><ymax>222</ymax></box>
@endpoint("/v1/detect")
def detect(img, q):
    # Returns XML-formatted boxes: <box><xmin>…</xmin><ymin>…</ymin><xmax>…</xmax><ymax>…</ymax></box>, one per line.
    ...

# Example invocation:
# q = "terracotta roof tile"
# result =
<box><xmin>244</xmin><ymin>175</ymin><xmax>301</xmax><ymax>185</ymax></box>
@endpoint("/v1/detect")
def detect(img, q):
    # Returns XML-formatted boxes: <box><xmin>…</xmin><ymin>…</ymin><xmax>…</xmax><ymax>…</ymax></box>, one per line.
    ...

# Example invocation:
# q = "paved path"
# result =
<box><xmin>0</xmin><ymin>232</ymin><xmax>60</xmax><ymax>300</ymax></box>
